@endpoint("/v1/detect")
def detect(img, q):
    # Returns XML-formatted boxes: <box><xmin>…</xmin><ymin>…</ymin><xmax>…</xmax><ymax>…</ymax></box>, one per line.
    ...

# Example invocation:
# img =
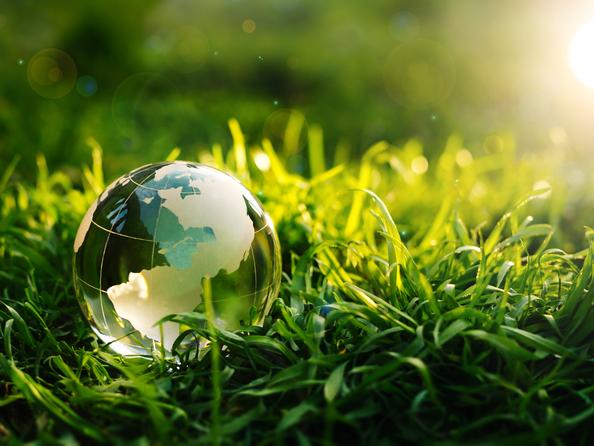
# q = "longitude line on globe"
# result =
<box><xmin>128</xmin><ymin>176</ymin><xmax>164</xmax><ymax>192</ymax></box>
<box><xmin>148</xmin><ymin>170</ymin><xmax>173</xmax><ymax>350</ymax></box>
<box><xmin>185</xmin><ymin>168</ymin><xmax>207</xmax><ymax>316</ymax></box>
<box><xmin>96</xmin><ymin>169</ymin><xmax>157</xmax><ymax>332</ymax></box>
<box><xmin>149</xmin><ymin>173</ymin><xmax>172</xmax><ymax>270</ymax></box>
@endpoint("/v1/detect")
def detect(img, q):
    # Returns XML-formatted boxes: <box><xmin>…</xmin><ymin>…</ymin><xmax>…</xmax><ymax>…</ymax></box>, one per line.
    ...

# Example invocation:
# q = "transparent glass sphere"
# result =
<box><xmin>73</xmin><ymin>161</ymin><xmax>281</xmax><ymax>356</ymax></box>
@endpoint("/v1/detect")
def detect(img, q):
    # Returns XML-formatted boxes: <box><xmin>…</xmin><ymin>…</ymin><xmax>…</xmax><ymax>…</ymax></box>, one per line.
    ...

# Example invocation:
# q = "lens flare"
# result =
<box><xmin>76</xmin><ymin>75</ymin><xmax>98</xmax><ymax>97</ymax></box>
<box><xmin>569</xmin><ymin>20</ymin><xmax>594</xmax><ymax>89</ymax></box>
<box><xmin>27</xmin><ymin>48</ymin><xmax>77</xmax><ymax>99</ymax></box>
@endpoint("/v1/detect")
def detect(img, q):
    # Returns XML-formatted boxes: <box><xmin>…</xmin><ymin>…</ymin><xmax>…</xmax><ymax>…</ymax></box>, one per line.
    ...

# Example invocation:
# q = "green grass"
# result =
<box><xmin>1</xmin><ymin>121</ymin><xmax>593</xmax><ymax>445</ymax></box>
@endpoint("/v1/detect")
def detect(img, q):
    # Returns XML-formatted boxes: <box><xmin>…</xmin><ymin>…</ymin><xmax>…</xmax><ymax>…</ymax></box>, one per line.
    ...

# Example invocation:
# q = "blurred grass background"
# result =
<box><xmin>0</xmin><ymin>0</ymin><xmax>593</xmax><ymax>244</ymax></box>
<box><xmin>2</xmin><ymin>2</ymin><xmax>594</xmax><ymax>443</ymax></box>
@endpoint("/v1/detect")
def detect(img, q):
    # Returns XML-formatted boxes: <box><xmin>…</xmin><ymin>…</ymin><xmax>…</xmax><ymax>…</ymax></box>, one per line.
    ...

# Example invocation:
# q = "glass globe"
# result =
<box><xmin>73</xmin><ymin>161</ymin><xmax>281</xmax><ymax>356</ymax></box>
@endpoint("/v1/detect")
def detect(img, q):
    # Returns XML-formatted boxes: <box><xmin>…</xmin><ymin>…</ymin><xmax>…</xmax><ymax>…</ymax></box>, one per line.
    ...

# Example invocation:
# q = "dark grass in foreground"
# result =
<box><xmin>1</xmin><ymin>123</ymin><xmax>594</xmax><ymax>445</ymax></box>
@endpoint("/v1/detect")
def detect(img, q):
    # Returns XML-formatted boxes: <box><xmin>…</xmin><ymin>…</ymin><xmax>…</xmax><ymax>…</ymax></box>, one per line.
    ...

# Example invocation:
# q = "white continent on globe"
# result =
<box><xmin>105</xmin><ymin>163</ymin><xmax>255</xmax><ymax>349</ymax></box>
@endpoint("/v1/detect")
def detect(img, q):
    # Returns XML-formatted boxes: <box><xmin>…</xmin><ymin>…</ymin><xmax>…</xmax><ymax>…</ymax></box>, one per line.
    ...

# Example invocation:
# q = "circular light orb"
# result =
<box><xmin>73</xmin><ymin>162</ymin><xmax>282</xmax><ymax>357</ymax></box>
<box><xmin>242</xmin><ymin>18</ymin><xmax>256</xmax><ymax>33</ymax></box>
<box><xmin>76</xmin><ymin>75</ymin><xmax>98</xmax><ymax>97</ymax></box>
<box><xmin>569</xmin><ymin>20</ymin><xmax>594</xmax><ymax>89</ymax></box>
<box><xmin>27</xmin><ymin>48</ymin><xmax>77</xmax><ymax>99</ymax></box>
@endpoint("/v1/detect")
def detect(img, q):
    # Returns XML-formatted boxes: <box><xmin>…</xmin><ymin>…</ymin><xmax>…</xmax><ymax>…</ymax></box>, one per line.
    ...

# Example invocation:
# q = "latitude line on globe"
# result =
<box><xmin>92</xmin><ymin>214</ymin><xmax>270</xmax><ymax>239</ymax></box>
<box><xmin>127</xmin><ymin>175</ymin><xmax>161</xmax><ymax>191</ymax></box>
<box><xmin>124</xmin><ymin>162</ymin><xmax>169</xmax><ymax>186</ymax></box>
<box><xmin>127</xmin><ymin>175</ymin><xmax>203</xmax><ymax>193</ymax></box>
<box><xmin>76</xmin><ymin>275</ymin><xmax>274</xmax><ymax>301</ymax></box>
<box><xmin>97</xmin><ymin>169</ymin><xmax>156</xmax><ymax>332</ymax></box>
<box><xmin>90</xmin><ymin>219</ymin><xmax>154</xmax><ymax>242</ymax></box>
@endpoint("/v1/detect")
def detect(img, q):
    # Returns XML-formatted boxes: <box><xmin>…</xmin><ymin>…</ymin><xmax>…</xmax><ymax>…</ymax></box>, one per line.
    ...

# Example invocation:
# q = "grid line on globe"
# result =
<box><xmin>74</xmin><ymin>274</ymin><xmax>276</xmax><ymax>303</ymax></box>
<box><xmin>149</xmin><ymin>169</ymin><xmax>172</xmax><ymax>280</ymax></box>
<box><xmin>73</xmin><ymin>161</ymin><xmax>281</xmax><ymax>356</ymax></box>
<box><xmin>97</xmin><ymin>165</ymin><xmax>158</xmax><ymax>343</ymax></box>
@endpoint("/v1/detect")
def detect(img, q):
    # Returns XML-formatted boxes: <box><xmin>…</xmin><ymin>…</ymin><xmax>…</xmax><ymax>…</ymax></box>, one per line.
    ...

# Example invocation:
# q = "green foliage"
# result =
<box><xmin>0</xmin><ymin>123</ymin><xmax>593</xmax><ymax>444</ymax></box>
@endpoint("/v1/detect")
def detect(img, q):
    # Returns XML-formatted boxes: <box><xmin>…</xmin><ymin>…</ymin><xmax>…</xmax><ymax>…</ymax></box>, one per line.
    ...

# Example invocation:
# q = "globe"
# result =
<box><xmin>73</xmin><ymin>161</ymin><xmax>281</xmax><ymax>356</ymax></box>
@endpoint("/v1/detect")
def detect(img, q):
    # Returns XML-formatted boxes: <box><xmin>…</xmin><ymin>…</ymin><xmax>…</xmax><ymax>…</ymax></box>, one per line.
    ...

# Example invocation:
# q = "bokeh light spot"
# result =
<box><xmin>253</xmin><ymin>150</ymin><xmax>271</xmax><ymax>171</ymax></box>
<box><xmin>30</xmin><ymin>56</ymin><xmax>59</xmax><ymax>86</ymax></box>
<box><xmin>390</xmin><ymin>11</ymin><xmax>419</xmax><ymax>40</ymax></box>
<box><xmin>76</xmin><ymin>75</ymin><xmax>98</xmax><ymax>97</ymax></box>
<box><xmin>411</xmin><ymin>155</ymin><xmax>429</xmax><ymax>174</ymax></box>
<box><xmin>455</xmin><ymin>149</ymin><xmax>473</xmax><ymax>167</ymax></box>
<box><xmin>27</xmin><ymin>48</ymin><xmax>77</xmax><ymax>99</ymax></box>
<box><xmin>48</xmin><ymin>67</ymin><xmax>62</xmax><ymax>82</ymax></box>
<box><xmin>470</xmin><ymin>181</ymin><xmax>487</xmax><ymax>202</ymax></box>
<box><xmin>483</xmin><ymin>134</ymin><xmax>504</xmax><ymax>154</ymax></box>
<box><xmin>242</xmin><ymin>19</ymin><xmax>256</xmax><ymax>33</ymax></box>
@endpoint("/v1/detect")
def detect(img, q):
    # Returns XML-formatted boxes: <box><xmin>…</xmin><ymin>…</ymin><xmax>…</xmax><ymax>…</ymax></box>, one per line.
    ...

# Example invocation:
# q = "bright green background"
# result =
<box><xmin>3</xmin><ymin>0</ymin><xmax>594</xmax><ymax>178</ymax></box>
<box><xmin>2</xmin><ymin>2</ymin><xmax>594</xmax><ymax>443</ymax></box>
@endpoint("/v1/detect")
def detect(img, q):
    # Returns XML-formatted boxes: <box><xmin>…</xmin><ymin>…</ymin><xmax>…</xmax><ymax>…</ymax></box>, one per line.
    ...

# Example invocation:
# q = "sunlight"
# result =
<box><xmin>569</xmin><ymin>20</ymin><xmax>594</xmax><ymax>89</ymax></box>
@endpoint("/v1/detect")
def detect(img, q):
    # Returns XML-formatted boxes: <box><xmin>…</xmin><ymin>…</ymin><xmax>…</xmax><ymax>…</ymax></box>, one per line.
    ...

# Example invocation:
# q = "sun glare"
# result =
<box><xmin>569</xmin><ymin>20</ymin><xmax>594</xmax><ymax>89</ymax></box>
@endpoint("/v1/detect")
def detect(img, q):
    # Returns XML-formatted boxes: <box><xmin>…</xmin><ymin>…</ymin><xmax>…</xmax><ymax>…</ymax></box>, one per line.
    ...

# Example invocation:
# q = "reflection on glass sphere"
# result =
<box><xmin>73</xmin><ymin>161</ymin><xmax>281</xmax><ymax>357</ymax></box>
